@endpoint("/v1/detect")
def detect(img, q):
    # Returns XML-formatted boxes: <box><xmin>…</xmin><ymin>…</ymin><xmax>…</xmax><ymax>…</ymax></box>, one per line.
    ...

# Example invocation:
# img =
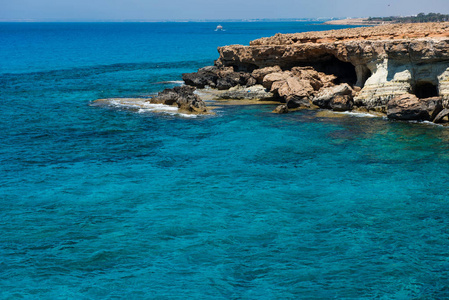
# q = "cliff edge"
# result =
<box><xmin>216</xmin><ymin>23</ymin><xmax>449</xmax><ymax>109</ymax></box>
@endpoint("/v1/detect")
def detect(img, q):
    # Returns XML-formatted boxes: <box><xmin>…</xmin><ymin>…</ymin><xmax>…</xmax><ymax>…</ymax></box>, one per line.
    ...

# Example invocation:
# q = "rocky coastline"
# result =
<box><xmin>95</xmin><ymin>22</ymin><xmax>449</xmax><ymax>123</ymax></box>
<box><xmin>179</xmin><ymin>22</ymin><xmax>449</xmax><ymax>123</ymax></box>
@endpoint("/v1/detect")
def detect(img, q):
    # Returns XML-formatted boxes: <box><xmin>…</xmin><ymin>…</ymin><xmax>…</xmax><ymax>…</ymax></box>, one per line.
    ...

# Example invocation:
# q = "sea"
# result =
<box><xmin>1</xmin><ymin>22</ymin><xmax>449</xmax><ymax>299</ymax></box>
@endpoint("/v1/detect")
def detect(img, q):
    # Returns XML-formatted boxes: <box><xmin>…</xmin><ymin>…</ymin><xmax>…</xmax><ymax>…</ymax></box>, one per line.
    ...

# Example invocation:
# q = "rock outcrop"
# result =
<box><xmin>150</xmin><ymin>86</ymin><xmax>207</xmax><ymax>114</ymax></box>
<box><xmin>183</xmin><ymin>66</ymin><xmax>256</xmax><ymax>90</ymax></box>
<box><xmin>272</xmin><ymin>104</ymin><xmax>289</xmax><ymax>114</ymax></box>
<box><xmin>433</xmin><ymin>108</ymin><xmax>449</xmax><ymax>123</ymax></box>
<box><xmin>312</xmin><ymin>83</ymin><xmax>355</xmax><ymax>110</ymax></box>
<box><xmin>386</xmin><ymin>94</ymin><xmax>442</xmax><ymax>121</ymax></box>
<box><xmin>219</xmin><ymin>84</ymin><xmax>275</xmax><ymax>100</ymax></box>
<box><xmin>182</xmin><ymin>66</ymin><xmax>218</xmax><ymax>88</ymax></box>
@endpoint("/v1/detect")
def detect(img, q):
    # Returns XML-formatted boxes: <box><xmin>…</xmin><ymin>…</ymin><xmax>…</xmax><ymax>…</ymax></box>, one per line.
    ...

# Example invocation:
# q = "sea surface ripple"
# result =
<box><xmin>1</xmin><ymin>22</ymin><xmax>449</xmax><ymax>299</ymax></box>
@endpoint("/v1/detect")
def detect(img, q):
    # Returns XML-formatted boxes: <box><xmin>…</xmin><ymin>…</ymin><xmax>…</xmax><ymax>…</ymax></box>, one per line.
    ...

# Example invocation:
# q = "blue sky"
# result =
<box><xmin>1</xmin><ymin>0</ymin><xmax>448</xmax><ymax>21</ymax></box>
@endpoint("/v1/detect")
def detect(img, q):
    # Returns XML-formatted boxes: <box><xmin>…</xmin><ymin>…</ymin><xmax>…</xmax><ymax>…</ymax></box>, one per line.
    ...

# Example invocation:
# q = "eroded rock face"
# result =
<box><xmin>386</xmin><ymin>94</ymin><xmax>442</xmax><ymax>121</ymax></box>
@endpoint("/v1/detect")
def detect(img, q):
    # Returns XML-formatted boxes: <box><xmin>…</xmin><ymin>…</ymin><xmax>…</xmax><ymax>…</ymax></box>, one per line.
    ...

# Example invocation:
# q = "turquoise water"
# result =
<box><xmin>1</xmin><ymin>22</ymin><xmax>449</xmax><ymax>298</ymax></box>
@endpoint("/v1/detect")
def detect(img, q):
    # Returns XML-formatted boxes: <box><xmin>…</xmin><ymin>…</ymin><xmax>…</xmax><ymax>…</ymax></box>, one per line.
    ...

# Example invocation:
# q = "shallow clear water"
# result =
<box><xmin>1</xmin><ymin>22</ymin><xmax>449</xmax><ymax>298</ymax></box>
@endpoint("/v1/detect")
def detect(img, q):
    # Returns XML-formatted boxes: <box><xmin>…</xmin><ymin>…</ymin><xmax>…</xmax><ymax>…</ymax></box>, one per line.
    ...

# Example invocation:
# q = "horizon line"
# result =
<box><xmin>0</xmin><ymin>17</ymin><xmax>366</xmax><ymax>23</ymax></box>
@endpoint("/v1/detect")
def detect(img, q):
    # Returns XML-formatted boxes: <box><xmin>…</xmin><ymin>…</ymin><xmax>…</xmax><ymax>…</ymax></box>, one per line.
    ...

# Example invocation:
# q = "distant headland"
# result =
<box><xmin>324</xmin><ymin>13</ymin><xmax>449</xmax><ymax>26</ymax></box>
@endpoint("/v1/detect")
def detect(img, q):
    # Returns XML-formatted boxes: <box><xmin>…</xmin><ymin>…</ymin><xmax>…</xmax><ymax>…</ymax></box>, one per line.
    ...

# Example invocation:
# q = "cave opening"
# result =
<box><xmin>413</xmin><ymin>81</ymin><xmax>439</xmax><ymax>98</ymax></box>
<box><xmin>231</xmin><ymin>63</ymin><xmax>257</xmax><ymax>72</ymax></box>
<box><xmin>311</xmin><ymin>56</ymin><xmax>358</xmax><ymax>86</ymax></box>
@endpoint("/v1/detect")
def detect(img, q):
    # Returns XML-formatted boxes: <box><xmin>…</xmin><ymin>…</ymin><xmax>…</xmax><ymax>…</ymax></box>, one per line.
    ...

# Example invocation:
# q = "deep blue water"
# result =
<box><xmin>2</xmin><ymin>22</ymin><xmax>449</xmax><ymax>299</ymax></box>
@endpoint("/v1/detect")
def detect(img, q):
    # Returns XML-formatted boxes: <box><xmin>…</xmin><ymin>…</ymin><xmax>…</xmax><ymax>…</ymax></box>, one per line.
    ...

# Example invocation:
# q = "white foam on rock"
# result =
<box><xmin>335</xmin><ymin>111</ymin><xmax>379</xmax><ymax>118</ymax></box>
<box><xmin>409</xmin><ymin>120</ymin><xmax>443</xmax><ymax>127</ymax></box>
<box><xmin>98</xmin><ymin>98</ymin><xmax>198</xmax><ymax>118</ymax></box>
<box><xmin>153</xmin><ymin>80</ymin><xmax>185</xmax><ymax>85</ymax></box>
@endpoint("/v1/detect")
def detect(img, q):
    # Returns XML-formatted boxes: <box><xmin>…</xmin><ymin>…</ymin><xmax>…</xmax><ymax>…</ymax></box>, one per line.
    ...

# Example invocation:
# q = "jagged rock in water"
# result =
<box><xmin>272</xmin><ymin>104</ymin><xmax>289</xmax><ymax>114</ymax></box>
<box><xmin>151</xmin><ymin>88</ymin><xmax>180</xmax><ymax>105</ymax></box>
<box><xmin>287</xmin><ymin>96</ymin><xmax>311</xmax><ymax>109</ymax></box>
<box><xmin>177</xmin><ymin>94</ymin><xmax>207</xmax><ymax>113</ymax></box>
<box><xmin>182</xmin><ymin>66</ymin><xmax>218</xmax><ymax>88</ymax></box>
<box><xmin>386</xmin><ymin>94</ymin><xmax>442</xmax><ymax>121</ymax></box>
<box><xmin>150</xmin><ymin>86</ymin><xmax>207</xmax><ymax>114</ymax></box>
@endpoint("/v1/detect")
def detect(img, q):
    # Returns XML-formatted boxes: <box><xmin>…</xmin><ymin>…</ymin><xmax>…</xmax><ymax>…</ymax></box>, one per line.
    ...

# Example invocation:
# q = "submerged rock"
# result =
<box><xmin>286</xmin><ymin>96</ymin><xmax>311</xmax><ymax>109</ymax></box>
<box><xmin>272</xmin><ymin>104</ymin><xmax>289</xmax><ymax>114</ymax></box>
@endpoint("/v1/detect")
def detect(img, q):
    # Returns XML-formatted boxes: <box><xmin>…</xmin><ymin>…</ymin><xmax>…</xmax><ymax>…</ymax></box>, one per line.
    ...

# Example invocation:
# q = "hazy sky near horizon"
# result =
<box><xmin>1</xmin><ymin>0</ymin><xmax>448</xmax><ymax>21</ymax></box>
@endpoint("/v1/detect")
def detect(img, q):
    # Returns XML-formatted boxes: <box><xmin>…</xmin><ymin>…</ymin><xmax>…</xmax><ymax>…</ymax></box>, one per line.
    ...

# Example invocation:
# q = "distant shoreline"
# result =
<box><xmin>323</xmin><ymin>18</ymin><xmax>391</xmax><ymax>26</ymax></box>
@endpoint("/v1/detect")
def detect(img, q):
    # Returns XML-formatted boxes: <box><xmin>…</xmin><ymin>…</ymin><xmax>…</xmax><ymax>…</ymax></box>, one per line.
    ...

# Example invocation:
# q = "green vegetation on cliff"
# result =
<box><xmin>368</xmin><ymin>13</ymin><xmax>449</xmax><ymax>23</ymax></box>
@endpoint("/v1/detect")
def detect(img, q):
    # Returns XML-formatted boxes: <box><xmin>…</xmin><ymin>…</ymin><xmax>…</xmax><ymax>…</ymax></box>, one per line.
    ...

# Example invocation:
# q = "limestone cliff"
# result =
<box><xmin>215</xmin><ymin>23</ymin><xmax>449</xmax><ymax>110</ymax></box>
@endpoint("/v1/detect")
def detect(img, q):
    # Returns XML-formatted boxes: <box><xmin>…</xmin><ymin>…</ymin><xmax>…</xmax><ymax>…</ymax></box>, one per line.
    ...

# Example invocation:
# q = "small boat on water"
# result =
<box><xmin>215</xmin><ymin>25</ymin><xmax>225</xmax><ymax>31</ymax></box>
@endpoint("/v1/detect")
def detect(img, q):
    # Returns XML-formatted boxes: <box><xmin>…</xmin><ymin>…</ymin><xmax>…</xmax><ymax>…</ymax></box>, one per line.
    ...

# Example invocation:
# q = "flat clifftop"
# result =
<box><xmin>250</xmin><ymin>22</ymin><xmax>449</xmax><ymax>44</ymax></box>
